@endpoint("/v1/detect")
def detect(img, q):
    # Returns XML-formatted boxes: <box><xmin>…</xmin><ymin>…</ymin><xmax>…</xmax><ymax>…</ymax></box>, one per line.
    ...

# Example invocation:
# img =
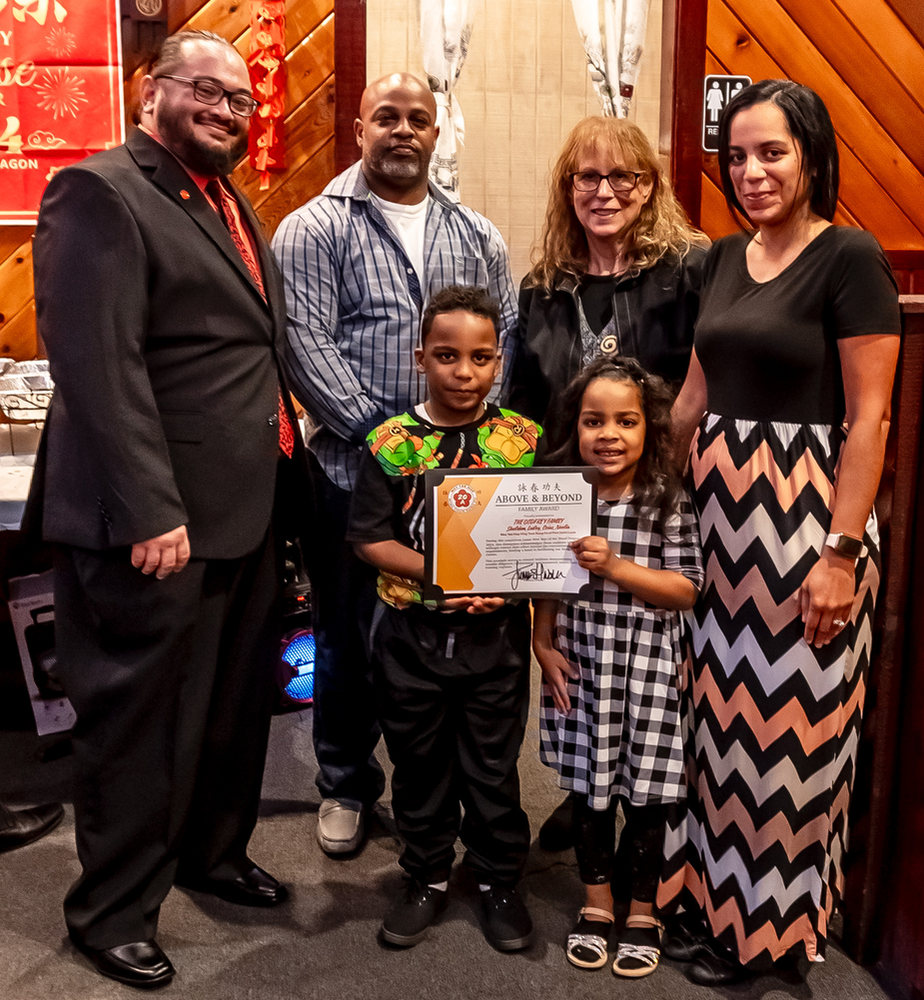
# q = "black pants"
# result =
<box><xmin>574</xmin><ymin>797</ymin><xmax>668</xmax><ymax>904</ymax></box>
<box><xmin>306</xmin><ymin>454</ymin><xmax>384</xmax><ymax>809</ymax></box>
<box><xmin>373</xmin><ymin>603</ymin><xmax>531</xmax><ymax>886</ymax></box>
<box><xmin>54</xmin><ymin>529</ymin><xmax>280</xmax><ymax>949</ymax></box>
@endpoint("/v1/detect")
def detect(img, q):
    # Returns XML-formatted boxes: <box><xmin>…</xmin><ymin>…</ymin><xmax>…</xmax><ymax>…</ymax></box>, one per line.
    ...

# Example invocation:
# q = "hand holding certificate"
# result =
<box><xmin>424</xmin><ymin>468</ymin><xmax>597</xmax><ymax>599</ymax></box>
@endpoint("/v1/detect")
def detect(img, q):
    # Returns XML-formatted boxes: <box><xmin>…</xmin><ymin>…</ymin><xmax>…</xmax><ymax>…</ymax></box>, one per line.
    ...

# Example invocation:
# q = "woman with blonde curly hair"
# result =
<box><xmin>509</xmin><ymin>115</ymin><xmax>707</xmax><ymax>863</ymax></box>
<box><xmin>509</xmin><ymin>116</ymin><xmax>708</xmax><ymax>444</ymax></box>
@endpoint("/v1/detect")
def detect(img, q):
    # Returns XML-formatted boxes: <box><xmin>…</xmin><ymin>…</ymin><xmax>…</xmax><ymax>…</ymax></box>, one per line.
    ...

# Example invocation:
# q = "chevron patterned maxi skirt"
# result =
<box><xmin>659</xmin><ymin>413</ymin><xmax>880</xmax><ymax>967</ymax></box>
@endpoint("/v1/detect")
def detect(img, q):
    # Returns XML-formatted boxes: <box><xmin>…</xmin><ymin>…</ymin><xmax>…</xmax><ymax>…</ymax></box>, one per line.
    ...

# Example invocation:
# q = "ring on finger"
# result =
<box><xmin>832</xmin><ymin>618</ymin><xmax>847</xmax><ymax>628</ymax></box>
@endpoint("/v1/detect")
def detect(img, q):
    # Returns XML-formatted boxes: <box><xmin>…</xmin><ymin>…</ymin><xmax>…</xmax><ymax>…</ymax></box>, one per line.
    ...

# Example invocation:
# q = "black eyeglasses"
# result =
<box><xmin>570</xmin><ymin>170</ymin><xmax>645</xmax><ymax>193</ymax></box>
<box><xmin>155</xmin><ymin>75</ymin><xmax>260</xmax><ymax>118</ymax></box>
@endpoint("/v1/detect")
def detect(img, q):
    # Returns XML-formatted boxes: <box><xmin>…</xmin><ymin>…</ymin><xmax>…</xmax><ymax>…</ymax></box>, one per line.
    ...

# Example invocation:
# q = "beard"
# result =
<box><xmin>366</xmin><ymin>144</ymin><xmax>429</xmax><ymax>181</ymax></box>
<box><xmin>155</xmin><ymin>104</ymin><xmax>248</xmax><ymax>177</ymax></box>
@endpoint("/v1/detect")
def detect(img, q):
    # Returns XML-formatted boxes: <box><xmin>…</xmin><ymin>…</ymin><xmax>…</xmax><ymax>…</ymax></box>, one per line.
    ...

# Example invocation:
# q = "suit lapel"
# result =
<box><xmin>235</xmin><ymin>186</ymin><xmax>286</xmax><ymax>334</ymax></box>
<box><xmin>126</xmin><ymin>130</ymin><xmax>268</xmax><ymax>309</ymax></box>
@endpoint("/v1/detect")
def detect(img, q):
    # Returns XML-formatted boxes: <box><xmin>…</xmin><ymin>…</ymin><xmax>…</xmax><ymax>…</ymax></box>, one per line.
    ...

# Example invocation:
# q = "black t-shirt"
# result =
<box><xmin>694</xmin><ymin>226</ymin><xmax>900</xmax><ymax>424</ymax></box>
<box><xmin>578</xmin><ymin>273</ymin><xmax>619</xmax><ymax>335</ymax></box>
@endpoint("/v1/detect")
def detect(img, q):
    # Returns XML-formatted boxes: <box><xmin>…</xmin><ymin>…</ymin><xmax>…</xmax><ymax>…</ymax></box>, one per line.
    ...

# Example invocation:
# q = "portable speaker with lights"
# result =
<box><xmin>276</xmin><ymin>541</ymin><xmax>314</xmax><ymax>711</ymax></box>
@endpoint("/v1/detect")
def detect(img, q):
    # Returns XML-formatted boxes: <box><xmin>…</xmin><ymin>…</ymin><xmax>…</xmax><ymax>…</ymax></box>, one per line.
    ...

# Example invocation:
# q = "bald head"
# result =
<box><xmin>354</xmin><ymin>72</ymin><xmax>439</xmax><ymax>204</ymax></box>
<box><xmin>359</xmin><ymin>73</ymin><xmax>437</xmax><ymax>120</ymax></box>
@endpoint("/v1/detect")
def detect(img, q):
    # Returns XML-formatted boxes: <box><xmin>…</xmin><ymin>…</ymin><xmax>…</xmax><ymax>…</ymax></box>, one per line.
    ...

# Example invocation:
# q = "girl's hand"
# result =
<box><xmin>570</xmin><ymin>536</ymin><xmax>617</xmax><ymax>579</ymax></box>
<box><xmin>799</xmin><ymin>549</ymin><xmax>856</xmax><ymax>648</ymax></box>
<box><xmin>534</xmin><ymin>643</ymin><xmax>579</xmax><ymax>715</ymax></box>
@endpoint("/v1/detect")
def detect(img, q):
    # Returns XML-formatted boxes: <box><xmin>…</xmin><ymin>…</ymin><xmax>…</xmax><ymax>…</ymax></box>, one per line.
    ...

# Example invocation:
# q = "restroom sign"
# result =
<box><xmin>702</xmin><ymin>75</ymin><xmax>751</xmax><ymax>152</ymax></box>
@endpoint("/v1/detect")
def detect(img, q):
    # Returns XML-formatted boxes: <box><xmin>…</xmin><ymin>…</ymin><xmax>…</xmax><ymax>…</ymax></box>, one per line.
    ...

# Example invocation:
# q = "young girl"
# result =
<box><xmin>534</xmin><ymin>356</ymin><xmax>703</xmax><ymax>978</ymax></box>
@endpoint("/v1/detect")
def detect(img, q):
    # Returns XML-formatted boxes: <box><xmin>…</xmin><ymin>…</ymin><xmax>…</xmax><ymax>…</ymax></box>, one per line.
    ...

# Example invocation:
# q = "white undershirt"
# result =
<box><xmin>370</xmin><ymin>193</ymin><xmax>429</xmax><ymax>286</ymax></box>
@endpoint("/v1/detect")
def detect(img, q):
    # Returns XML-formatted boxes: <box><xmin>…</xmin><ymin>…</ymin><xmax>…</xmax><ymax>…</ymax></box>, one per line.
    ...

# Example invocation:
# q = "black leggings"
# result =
<box><xmin>573</xmin><ymin>797</ymin><xmax>668</xmax><ymax>904</ymax></box>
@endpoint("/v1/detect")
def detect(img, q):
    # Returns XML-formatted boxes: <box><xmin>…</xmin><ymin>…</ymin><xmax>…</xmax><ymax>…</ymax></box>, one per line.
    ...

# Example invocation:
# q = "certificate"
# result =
<box><xmin>424</xmin><ymin>467</ymin><xmax>597</xmax><ymax>599</ymax></box>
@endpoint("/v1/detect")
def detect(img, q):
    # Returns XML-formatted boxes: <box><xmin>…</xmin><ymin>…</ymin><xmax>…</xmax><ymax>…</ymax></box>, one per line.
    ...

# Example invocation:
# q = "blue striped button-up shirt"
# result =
<box><xmin>272</xmin><ymin>161</ymin><xmax>518</xmax><ymax>490</ymax></box>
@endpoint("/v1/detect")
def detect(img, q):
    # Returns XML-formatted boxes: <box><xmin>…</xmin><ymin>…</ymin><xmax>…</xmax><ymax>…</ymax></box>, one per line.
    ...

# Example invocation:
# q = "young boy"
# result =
<box><xmin>347</xmin><ymin>285</ymin><xmax>542</xmax><ymax>951</ymax></box>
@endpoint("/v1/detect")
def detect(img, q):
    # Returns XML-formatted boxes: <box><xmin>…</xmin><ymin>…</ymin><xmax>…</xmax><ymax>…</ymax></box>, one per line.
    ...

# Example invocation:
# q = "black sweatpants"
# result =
<box><xmin>372</xmin><ymin>602</ymin><xmax>531</xmax><ymax>886</ymax></box>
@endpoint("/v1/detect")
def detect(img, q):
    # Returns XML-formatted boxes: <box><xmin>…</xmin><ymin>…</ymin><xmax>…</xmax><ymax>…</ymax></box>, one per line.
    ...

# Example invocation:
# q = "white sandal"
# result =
<box><xmin>612</xmin><ymin>913</ymin><xmax>664</xmax><ymax>978</ymax></box>
<box><xmin>566</xmin><ymin>906</ymin><xmax>614</xmax><ymax>969</ymax></box>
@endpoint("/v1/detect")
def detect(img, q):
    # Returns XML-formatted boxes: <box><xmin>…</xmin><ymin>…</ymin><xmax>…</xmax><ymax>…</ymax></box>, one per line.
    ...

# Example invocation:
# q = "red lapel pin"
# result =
<box><xmin>180</xmin><ymin>190</ymin><xmax>191</xmax><ymax>200</ymax></box>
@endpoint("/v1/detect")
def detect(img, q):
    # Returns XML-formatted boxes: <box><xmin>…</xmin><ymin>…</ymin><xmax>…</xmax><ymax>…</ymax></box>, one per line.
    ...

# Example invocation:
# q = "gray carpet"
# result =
<box><xmin>0</xmin><ymin>663</ymin><xmax>890</xmax><ymax>1000</ymax></box>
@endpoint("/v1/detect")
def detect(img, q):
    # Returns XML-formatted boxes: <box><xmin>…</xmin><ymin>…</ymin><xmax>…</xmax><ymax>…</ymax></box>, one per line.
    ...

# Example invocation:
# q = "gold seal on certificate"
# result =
<box><xmin>424</xmin><ymin>468</ymin><xmax>597</xmax><ymax>598</ymax></box>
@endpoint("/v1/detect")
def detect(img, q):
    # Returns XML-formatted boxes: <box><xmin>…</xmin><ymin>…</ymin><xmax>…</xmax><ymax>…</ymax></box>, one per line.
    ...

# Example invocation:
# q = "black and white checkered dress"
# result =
<box><xmin>539</xmin><ymin>493</ymin><xmax>703</xmax><ymax>810</ymax></box>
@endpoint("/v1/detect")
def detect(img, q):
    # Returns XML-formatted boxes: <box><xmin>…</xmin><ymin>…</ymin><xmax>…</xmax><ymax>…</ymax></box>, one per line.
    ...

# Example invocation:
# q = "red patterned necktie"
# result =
<box><xmin>207</xmin><ymin>179</ymin><xmax>294</xmax><ymax>458</ymax></box>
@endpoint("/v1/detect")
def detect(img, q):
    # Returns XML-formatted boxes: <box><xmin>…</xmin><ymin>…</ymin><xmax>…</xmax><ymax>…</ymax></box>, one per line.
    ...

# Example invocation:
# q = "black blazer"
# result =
<box><xmin>508</xmin><ymin>247</ymin><xmax>708</xmax><ymax>430</ymax></box>
<box><xmin>29</xmin><ymin>129</ymin><xmax>296</xmax><ymax>560</ymax></box>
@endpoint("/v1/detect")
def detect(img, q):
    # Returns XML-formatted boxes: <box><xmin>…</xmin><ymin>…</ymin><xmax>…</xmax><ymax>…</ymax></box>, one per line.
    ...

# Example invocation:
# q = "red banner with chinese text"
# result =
<box><xmin>0</xmin><ymin>0</ymin><xmax>123</xmax><ymax>225</ymax></box>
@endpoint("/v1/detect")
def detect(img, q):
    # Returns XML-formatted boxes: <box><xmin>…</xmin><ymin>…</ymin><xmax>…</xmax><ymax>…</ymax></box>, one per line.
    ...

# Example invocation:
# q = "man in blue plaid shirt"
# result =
<box><xmin>273</xmin><ymin>72</ymin><xmax>519</xmax><ymax>856</ymax></box>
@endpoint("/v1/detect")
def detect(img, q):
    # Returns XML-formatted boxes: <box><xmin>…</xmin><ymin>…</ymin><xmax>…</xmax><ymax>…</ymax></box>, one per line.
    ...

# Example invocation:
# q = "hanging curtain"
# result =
<box><xmin>571</xmin><ymin>0</ymin><xmax>651</xmax><ymax>117</ymax></box>
<box><xmin>420</xmin><ymin>0</ymin><xmax>474</xmax><ymax>200</ymax></box>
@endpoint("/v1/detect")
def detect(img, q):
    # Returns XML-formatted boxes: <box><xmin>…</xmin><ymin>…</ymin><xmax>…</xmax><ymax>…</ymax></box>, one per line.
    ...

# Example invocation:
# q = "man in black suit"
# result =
<box><xmin>28</xmin><ymin>30</ymin><xmax>301</xmax><ymax>989</ymax></box>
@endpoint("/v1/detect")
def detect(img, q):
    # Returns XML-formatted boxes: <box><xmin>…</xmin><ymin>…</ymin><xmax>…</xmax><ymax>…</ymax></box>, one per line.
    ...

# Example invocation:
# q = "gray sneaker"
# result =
<box><xmin>317</xmin><ymin>799</ymin><xmax>364</xmax><ymax>854</ymax></box>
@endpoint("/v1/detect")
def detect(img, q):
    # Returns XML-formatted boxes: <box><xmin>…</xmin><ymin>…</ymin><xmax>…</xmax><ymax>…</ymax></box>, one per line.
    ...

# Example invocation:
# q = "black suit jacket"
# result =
<box><xmin>29</xmin><ymin>129</ymin><xmax>296</xmax><ymax>560</ymax></box>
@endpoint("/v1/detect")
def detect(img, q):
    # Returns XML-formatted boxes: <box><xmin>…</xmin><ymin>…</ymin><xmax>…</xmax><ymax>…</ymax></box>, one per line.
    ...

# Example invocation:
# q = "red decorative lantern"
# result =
<box><xmin>247</xmin><ymin>0</ymin><xmax>286</xmax><ymax>191</ymax></box>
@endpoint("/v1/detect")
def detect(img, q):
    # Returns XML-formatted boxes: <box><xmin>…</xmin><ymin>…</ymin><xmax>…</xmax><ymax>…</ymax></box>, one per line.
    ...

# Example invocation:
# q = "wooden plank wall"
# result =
<box><xmin>0</xmin><ymin>0</ymin><xmax>338</xmax><ymax>363</ymax></box>
<box><xmin>0</xmin><ymin>228</ymin><xmax>33</xmax><ymax>363</ymax></box>
<box><xmin>699</xmin><ymin>0</ymin><xmax>924</xmax><ymax>293</ymax></box>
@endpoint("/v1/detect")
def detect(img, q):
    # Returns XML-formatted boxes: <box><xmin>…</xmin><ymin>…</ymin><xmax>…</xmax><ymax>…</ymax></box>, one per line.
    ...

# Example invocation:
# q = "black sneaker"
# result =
<box><xmin>480</xmin><ymin>885</ymin><xmax>533</xmax><ymax>951</ymax></box>
<box><xmin>380</xmin><ymin>879</ymin><xmax>447</xmax><ymax>947</ymax></box>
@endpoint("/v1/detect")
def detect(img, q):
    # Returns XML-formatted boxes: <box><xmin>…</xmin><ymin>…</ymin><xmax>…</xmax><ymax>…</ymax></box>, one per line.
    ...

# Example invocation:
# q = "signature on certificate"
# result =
<box><xmin>502</xmin><ymin>561</ymin><xmax>567</xmax><ymax>590</ymax></box>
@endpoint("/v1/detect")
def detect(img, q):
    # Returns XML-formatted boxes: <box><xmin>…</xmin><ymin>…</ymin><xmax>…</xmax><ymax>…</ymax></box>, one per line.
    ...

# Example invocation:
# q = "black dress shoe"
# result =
<box><xmin>71</xmin><ymin>937</ymin><xmax>175</xmax><ymax>988</ymax></box>
<box><xmin>687</xmin><ymin>943</ymin><xmax>751</xmax><ymax>986</ymax></box>
<box><xmin>177</xmin><ymin>864</ymin><xmax>289</xmax><ymax>907</ymax></box>
<box><xmin>0</xmin><ymin>802</ymin><xmax>65</xmax><ymax>852</ymax></box>
<box><xmin>663</xmin><ymin>920</ymin><xmax>712</xmax><ymax>962</ymax></box>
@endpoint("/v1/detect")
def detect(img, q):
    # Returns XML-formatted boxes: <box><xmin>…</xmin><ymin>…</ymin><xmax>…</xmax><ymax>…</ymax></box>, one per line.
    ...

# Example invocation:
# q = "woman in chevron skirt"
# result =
<box><xmin>668</xmin><ymin>79</ymin><xmax>901</xmax><ymax>985</ymax></box>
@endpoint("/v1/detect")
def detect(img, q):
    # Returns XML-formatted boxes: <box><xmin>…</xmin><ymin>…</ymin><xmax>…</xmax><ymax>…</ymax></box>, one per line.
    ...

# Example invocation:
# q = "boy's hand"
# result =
<box><xmin>570</xmin><ymin>536</ymin><xmax>617</xmax><ymax>578</ymax></box>
<box><xmin>466</xmin><ymin>595</ymin><xmax>506</xmax><ymax>614</ymax></box>
<box><xmin>534</xmin><ymin>643</ymin><xmax>578</xmax><ymax>715</ymax></box>
<box><xmin>441</xmin><ymin>595</ymin><xmax>506</xmax><ymax>614</ymax></box>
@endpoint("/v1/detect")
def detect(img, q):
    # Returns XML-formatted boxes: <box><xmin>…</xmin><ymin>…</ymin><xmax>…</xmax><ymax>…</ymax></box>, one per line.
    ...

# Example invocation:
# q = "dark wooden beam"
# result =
<box><xmin>667</xmin><ymin>0</ymin><xmax>709</xmax><ymax>227</ymax></box>
<box><xmin>867</xmin><ymin>299</ymin><xmax>924</xmax><ymax>991</ymax></box>
<box><xmin>887</xmin><ymin>250</ymin><xmax>924</xmax><ymax>270</ymax></box>
<box><xmin>842</xmin><ymin>299</ymin><xmax>924</xmax><ymax>966</ymax></box>
<box><xmin>334</xmin><ymin>0</ymin><xmax>366</xmax><ymax>174</ymax></box>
